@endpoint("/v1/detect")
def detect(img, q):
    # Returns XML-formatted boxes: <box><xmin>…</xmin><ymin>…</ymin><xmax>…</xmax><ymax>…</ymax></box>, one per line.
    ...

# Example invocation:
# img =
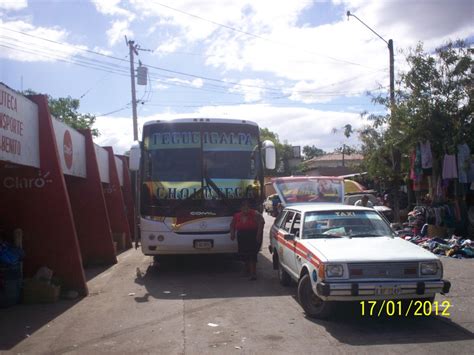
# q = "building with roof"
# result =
<box><xmin>303</xmin><ymin>153</ymin><xmax>364</xmax><ymax>176</ymax></box>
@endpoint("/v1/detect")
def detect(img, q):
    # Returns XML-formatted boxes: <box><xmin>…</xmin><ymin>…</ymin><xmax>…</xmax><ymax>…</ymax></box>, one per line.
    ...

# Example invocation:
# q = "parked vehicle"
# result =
<box><xmin>269</xmin><ymin>177</ymin><xmax>450</xmax><ymax>319</ymax></box>
<box><xmin>344</xmin><ymin>192</ymin><xmax>393</xmax><ymax>222</ymax></box>
<box><xmin>263</xmin><ymin>194</ymin><xmax>280</xmax><ymax>214</ymax></box>
<box><xmin>128</xmin><ymin>118</ymin><xmax>276</xmax><ymax>256</ymax></box>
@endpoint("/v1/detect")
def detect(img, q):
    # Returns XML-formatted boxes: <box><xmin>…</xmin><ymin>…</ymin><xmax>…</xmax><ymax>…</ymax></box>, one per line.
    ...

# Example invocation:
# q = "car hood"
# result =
<box><xmin>302</xmin><ymin>236</ymin><xmax>437</xmax><ymax>263</ymax></box>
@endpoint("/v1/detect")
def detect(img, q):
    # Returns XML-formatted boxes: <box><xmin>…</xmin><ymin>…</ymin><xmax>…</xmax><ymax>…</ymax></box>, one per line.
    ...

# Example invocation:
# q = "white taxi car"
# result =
<box><xmin>269</xmin><ymin>177</ymin><xmax>450</xmax><ymax>319</ymax></box>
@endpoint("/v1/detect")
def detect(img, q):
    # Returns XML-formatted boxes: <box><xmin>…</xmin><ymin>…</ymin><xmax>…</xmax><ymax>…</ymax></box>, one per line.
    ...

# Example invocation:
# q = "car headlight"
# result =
<box><xmin>420</xmin><ymin>262</ymin><xmax>439</xmax><ymax>275</ymax></box>
<box><xmin>326</xmin><ymin>264</ymin><xmax>344</xmax><ymax>278</ymax></box>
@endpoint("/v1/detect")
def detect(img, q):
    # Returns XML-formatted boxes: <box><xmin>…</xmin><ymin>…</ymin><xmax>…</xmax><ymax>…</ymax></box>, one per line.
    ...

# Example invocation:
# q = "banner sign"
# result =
<box><xmin>143</xmin><ymin>179</ymin><xmax>259</xmax><ymax>201</ymax></box>
<box><xmin>115</xmin><ymin>156</ymin><xmax>124</xmax><ymax>186</ymax></box>
<box><xmin>52</xmin><ymin>118</ymin><xmax>86</xmax><ymax>178</ymax></box>
<box><xmin>95</xmin><ymin>144</ymin><xmax>110</xmax><ymax>184</ymax></box>
<box><xmin>145</xmin><ymin>131</ymin><xmax>257</xmax><ymax>151</ymax></box>
<box><xmin>273</xmin><ymin>178</ymin><xmax>344</xmax><ymax>204</ymax></box>
<box><xmin>0</xmin><ymin>83</ymin><xmax>40</xmax><ymax>168</ymax></box>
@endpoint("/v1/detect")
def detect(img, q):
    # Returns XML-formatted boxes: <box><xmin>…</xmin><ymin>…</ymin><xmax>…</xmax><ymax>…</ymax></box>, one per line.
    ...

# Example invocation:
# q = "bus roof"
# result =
<box><xmin>143</xmin><ymin>118</ymin><xmax>258</xmax><ymax>127</ymax></box>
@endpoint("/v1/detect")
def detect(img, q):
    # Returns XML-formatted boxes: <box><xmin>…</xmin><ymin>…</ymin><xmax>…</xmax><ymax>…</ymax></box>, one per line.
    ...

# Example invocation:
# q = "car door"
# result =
<box><xmin>277</xmin><ymin>211</ymin><xmax>299</xmax><ymax>277</ymax></box>
<box><xmin>286</xmin><ymin>212</ymin><xmax>302</xmax><ymax>275</ymax></box>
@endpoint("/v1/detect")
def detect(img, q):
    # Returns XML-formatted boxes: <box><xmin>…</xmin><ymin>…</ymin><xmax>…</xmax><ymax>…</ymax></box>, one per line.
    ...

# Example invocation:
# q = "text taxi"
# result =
<box><xmin>269</xmin><ymin>177</ymin><xmax>450</xmax><ymax>318</ymax></box>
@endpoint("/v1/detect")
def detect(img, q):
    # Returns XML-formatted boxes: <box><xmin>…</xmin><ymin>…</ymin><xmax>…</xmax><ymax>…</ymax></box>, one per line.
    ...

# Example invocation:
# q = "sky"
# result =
<box><xmin>1</xmin><ymin>0</ymin><xmax>473</xmax><ymax>154</ymax></box>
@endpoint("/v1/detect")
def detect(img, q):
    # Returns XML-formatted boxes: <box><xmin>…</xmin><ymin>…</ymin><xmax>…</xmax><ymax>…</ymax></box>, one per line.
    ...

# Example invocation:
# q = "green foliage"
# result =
<box><xmin>302</xmin><ymin>145</ymin><xmax>325</xmax><ymax>160</ymax></box>
<box><xmin>260</xmin><ymin>127</ymin><xmax>295</xmax><ymax>176</ymax></box>
<box><xmin>333</xmin><ymin>144</ymin><xmax>358</xmax><ymax>156</ymax></box>
<box><xmin>23</xmin><ymin>90</ymin><xmax>99</xmax><ymax>137</ymax></box>
<box><xmin>361</xmin><ymin>40</ymin><xmax>473</xmax><ymax>184</ymax></box>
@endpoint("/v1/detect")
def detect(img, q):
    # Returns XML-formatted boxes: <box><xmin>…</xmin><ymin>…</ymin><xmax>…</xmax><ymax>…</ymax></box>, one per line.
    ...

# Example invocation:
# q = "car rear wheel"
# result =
<box><xmin>278</xmin><ymin>261</ymin><xmax>292</xmax><ymax>287</ymax></box>
<box><xmin>297</xmin><ymin>274</ymin><xmax>333</xmax><ymax>319</ymax></box>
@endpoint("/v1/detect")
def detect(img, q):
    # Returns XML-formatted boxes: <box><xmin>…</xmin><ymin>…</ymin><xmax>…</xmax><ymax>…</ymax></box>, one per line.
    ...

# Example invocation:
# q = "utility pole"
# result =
<box><xmin>347</xmin><ymin>11</ymin><xmax>400</xmax><ymax>222</ymax></box>
<box><xmin>126</xmin><ymin>38</ymin><xmax>139</xmax><ymax>141</ymax></box>
<box><xmin>342</xmin><ymin>144</ymin><xmax>345</xmax><ymax>167</ymax></box>
<box><xmin>125</xmin><ymin>37</ymin><xmax>140</xmax><ymax>248</ymax></box>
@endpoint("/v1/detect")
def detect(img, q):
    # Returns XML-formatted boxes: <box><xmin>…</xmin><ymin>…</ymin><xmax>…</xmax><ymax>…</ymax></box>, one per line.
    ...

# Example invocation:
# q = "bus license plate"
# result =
<box><xmin>194</xmin><ymin>240</ymin><xmax>213</xmax><ymax>249</ymax></box>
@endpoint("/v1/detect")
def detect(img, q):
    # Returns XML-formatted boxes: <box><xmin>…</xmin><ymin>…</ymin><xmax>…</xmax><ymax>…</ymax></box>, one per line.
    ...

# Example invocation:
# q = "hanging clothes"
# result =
<box><xmin>420</xmin><ymin>141</ymin><xmax>433</xmax><ymax>169</ymax></box>
<box><xmin>435</xmin><ymin>175</ymin><xmax>443</xmax><ymax>199</ymax></box>
<box><xmin>457</xmin><ymin>143</ymin><xmax>471</xmax><ymax>183</ymax></box>
<box><xmin>442</xmin><ymin>154</ymin><xmax>458</xmax><ymax>179</ymax></box>
<box><xmin>410</xmin><ymin>149</ymin><xmax>417</xmax><ymax>180</ymax></box>
<box><xmin>415</xmin><ymin>144</ymin><xmax>423</xmax><ymax>178</ymax></box>
<box><xmin>469</xmin><ymin>161</ymin><xmax>474</xmax><ymax>183</ymax></box>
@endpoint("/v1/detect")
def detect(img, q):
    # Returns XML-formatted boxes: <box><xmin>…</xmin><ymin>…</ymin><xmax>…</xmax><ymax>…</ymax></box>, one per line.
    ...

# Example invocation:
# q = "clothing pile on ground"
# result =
<box><xmin>402</xmin><ymin>234</ymin><xmax>474</xmax><ymax>259</ymax></box>
<box><xmin>397</xmin><ymin>205</ymin><xmax>474</xmax><ymax>258</ymax></box>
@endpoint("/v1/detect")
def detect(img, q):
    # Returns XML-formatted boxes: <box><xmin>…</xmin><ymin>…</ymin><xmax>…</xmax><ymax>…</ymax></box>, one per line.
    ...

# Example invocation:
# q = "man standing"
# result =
<box><xmin>355</xmin><ymin>195</ymin><xmax>374</xmax><ymax>208</ymax></box>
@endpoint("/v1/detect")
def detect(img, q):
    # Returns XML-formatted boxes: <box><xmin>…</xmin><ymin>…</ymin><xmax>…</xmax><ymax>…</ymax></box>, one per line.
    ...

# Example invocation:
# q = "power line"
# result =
<box><xmin>150</xmin><ymin>1</ymin><xmax>378</xmax><ymax>69</ymax></box>
<box><xmin>97</xmin><ymin>104</ymin><xmax>132</xmax><ymax>117</ymax></box>
<box><xmin>0</xmin><ymin>43</ymin><xmax>130</xmax><ymax>78</ymax></box>
<box><xmin>1</xmin><ymin>25</ymin><xmax>387</xmax><ymax>95</ymax></box>
<box><xmin>2</xmin><ymin>37</ymin><xmax>388</xmax><ymax>103</ymax></box>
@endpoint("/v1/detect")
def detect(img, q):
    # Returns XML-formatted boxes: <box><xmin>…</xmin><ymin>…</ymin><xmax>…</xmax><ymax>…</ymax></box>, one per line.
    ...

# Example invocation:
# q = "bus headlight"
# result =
<box><xmin>148</xmin><ymin>234</ymin><xmax>156</xmax><ymax>240</ymax></box>
<box><xmin>326</xmin><ymin>264</ymin><xmax>344</xmax><ymax>278</ymax></box>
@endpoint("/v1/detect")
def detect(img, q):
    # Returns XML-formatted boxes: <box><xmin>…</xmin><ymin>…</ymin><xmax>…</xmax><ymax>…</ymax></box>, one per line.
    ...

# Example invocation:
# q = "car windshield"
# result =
<box><xmin>302</xmin><ymin>210</ymin><xmax>393</xmax><ymax>239</ymax></box>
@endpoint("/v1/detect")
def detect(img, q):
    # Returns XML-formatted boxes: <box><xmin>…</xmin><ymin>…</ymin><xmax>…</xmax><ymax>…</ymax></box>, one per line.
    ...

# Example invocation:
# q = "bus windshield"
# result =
<box><xmin>141</xmin><ymin>121</ymin><xmax>262</xmax><ymax>217</ymax></box>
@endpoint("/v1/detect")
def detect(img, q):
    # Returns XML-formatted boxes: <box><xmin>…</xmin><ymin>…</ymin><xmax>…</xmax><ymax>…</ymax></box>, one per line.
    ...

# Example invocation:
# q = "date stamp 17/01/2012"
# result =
<box><xmin>360</xmin><ymin>300</ymin><xmax>451</xmax><ymax>317</ymax></box>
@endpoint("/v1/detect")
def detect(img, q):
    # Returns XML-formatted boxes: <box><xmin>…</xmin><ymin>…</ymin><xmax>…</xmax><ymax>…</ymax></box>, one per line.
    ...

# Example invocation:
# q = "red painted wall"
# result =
<box><xmin>102</xmin><ymin>147</ymin><xmax>132</xmax><ymax>250</ymax></box>
<box><xmin>65</xmin><ymin>130</ymin><xmax>117</xmax><ymax>266</ymax></box>
<box><xmin>117</xmin><ymin>155</ymin><xmax>135</xmax><ymax>244</ymax></box>
<box><xmin>0</xmin><ymin>95</ymin><xmax>87</xmax><ymax>295</ymax></box>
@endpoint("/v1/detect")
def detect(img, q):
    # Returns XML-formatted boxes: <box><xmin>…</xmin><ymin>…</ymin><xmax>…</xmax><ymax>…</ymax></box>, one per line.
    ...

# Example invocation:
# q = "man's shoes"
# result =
<box><xmin>249</xmin><ymin>275</ymin><xmax>257</xmax><ymax>281</ymax></box>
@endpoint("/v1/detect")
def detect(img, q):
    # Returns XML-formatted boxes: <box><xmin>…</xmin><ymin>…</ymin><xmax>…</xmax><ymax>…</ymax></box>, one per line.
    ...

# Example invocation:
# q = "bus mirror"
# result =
<box><xmin>129</xmin><ymin>141</ymin><xmax>141</xmax><ymax>171</ymax></box>
<box><xmin>262</xmin><ymin>140</ymin><xmax>276</xmax><ymax>170</ymax></box>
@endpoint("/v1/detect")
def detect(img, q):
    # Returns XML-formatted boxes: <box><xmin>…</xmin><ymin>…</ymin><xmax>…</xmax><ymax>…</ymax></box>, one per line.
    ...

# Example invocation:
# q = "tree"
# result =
<box><xmin>23</xmin><ymin>90</ymin><xmax>99</xmax><ymax>137</ymax></box>
<box><xmin>260</xmin><ymin>127</ymin><xmax>295</xmax><ymax>176</ymax></box>
<box><xmin>302</xmin><ymin>145</ymin><xmax>325</xmax><ymax>160</ymax></box>
<box><xmin>361</xmin><ymin>40</ymin><xmax>472</xmax><ymax>216</ymax></box>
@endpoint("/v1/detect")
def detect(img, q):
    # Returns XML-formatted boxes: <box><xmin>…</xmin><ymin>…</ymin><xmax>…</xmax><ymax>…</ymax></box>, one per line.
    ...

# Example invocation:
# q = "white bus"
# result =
<box><xmin>129</xmin><ymin>118</ymin><xmax>275</xmax><ymax>256</ymax></box>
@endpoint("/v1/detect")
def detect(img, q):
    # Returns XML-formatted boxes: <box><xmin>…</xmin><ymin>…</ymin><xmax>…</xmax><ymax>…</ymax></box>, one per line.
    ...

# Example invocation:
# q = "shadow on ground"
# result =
<box><xmin>133</xmin><ymin>253</ymin><xmax>295</xmax><ymax>301</ymax></box>
<box><xmin>0</xmin><ymin>299</ymin><xmax>81</xmax><ymax>351</ymax></box>
<box><xmin>306</xmin><ymin>301</ymin><xmax>474</xmax><ymax>346</ymax></box>
<box><xmin>0</xmin><ymin>264</ymin><xmax>116</xmax><ymax>351</ymax></box>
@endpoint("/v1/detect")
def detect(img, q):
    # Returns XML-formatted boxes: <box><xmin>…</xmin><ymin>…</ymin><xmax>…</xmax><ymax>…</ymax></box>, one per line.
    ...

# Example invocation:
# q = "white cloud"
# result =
<box><xmin>229</xmin><ymin>79</ymin><xmax>266</xmax><ymax>102</ymax></box>
<box><xmin>0</xmin><ymin>20</ymin><xmax>82</xmax><ymax>62</ymax></box>
<box><xmin>94</xmin><ymin>104</ymin><xmax>368</xmax><ymax>154</ymax></box>
<box><xmin>91</xmin><ymin>0</ymin><xmax>134</xmax><ymax>18</ymax></box>
<box><xmin>166</xmin><ymin>77</ymin><xmax>204</xmax><ymax>88</ymax></box>
<box><xmin>106</xmin><ymin>19</ymin><xmax>133</xmax><ymax>46</ymax></box>
<box><xmin>92</xmin><ymin>46</ymin><xmax>113</xmax><ymax>56</ymax></box>
<box><xmin>154</xmin><ymin>37</ymin><xmax>183</xmax><ymax>55</ymax></box>
<box><xmin>152</xmin><ymin>82</ymin><xmax>169</xmax><ymax>90</ymax></box>
<box><xmin>125</xmin><ymin>0</ymin><xmax>473</xmax><ymax>105</ymax></box>
<box><xmin>0</xmin><ymin>0</ymin><xmax>27</xmax><ymax>11</ymax></box>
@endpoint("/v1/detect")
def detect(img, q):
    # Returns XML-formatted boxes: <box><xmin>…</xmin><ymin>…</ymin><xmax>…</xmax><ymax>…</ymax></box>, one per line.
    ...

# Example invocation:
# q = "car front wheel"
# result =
<box><xmin>297</xmin><ymin>274</ymin><xmax>333</xmax><ymax>319</ymax></box>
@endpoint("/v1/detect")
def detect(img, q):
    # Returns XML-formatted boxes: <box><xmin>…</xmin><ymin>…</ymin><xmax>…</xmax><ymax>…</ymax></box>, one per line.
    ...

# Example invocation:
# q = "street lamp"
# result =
<box><xmin>347</xmin><ymin>11</ymin><xmax>400</xmax><ymax>222</ymax></box>
<box><xmin>346</xmin><ymin>11</ymin><xmax>394</xmax><ymax>106</ymax></box>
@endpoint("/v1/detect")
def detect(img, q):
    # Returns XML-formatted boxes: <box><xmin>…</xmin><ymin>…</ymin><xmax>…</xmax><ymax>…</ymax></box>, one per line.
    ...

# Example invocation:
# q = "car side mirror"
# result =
<box><xmin>390</xmin><ymin>223</ymin><xmax>401</xmax><ymax>230</ymax></box>
<box><xmin>283</xmin><ymin>232</ymin><xmax>295</xmax><ymax>241</ymax></box>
